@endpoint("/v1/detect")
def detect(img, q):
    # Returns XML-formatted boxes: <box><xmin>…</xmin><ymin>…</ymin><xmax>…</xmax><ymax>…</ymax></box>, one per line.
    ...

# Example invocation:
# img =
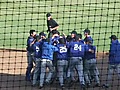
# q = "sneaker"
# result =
<box><xmin>32</xmin><ymin>84</ymin><xmax>36</xmax><ymax>87</ymax></box>
<box><xmin>45</xmin><ymin>81</ymin><xmax>50</xmax><ymax>85</ymax></box>
<box><xmin>39</xmin><ymin>85</ymin><xmax>43</xmax><ymax>89</ymax></box>
<box><xmin>102</xmin><ymin>84</ymin><xmax>109</xmax><ymax>88</ymax></box>
<box><xmin>68</xmin><ymin>81</ymin><xmax>74</xmax><ymax>87</ymax></box>
<box><xmin>95</xmin><ymin>83</ymin><xmax>100</xmax><ymax>87</ymax></box>
<box><xmin>55</xmin><ymin>77</ymin><xmax>59</xmax><ymax>81</ymax></box>
<box><xmin>61</xmin><ymin>85</ymin><xmax>65</xmax><ymax>89</ymax></box>
<box><xmin>86</xmin><ymin>83</ymin><xmax>91</xmax><ymax>88</ymax></box>
<box><xmin>81</xmin><ymin>84</ymin><xmax>86</xmax><ymax>89</ymax></box>
<box><xmin>66</xmin><ymin>77</ymin><xmax>71</xmax><ymax>83</ymax></box>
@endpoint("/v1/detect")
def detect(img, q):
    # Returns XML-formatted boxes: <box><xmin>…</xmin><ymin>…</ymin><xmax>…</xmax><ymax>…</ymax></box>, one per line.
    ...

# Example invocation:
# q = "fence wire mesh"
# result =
<box><xmin>0</xmin><ymin>0</ymin><xmax>120</xmax><ymax>90</ymax></box>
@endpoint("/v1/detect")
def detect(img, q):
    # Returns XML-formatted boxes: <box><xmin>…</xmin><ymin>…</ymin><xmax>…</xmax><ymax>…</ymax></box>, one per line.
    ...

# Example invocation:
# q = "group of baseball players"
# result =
<box><xmin>25</xmin><ymin>13</ymin><xmax>120</xmax><ymax>89</ymax></box>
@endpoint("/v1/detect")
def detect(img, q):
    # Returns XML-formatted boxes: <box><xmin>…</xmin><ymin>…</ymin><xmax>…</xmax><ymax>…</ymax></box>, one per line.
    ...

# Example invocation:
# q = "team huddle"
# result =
<box><xmin>26</xmin><ymin>29</ymin><xmax>100</xmax><ymax>89</ymax></box>
<box><xmin>25</xmin><ymin>13</ymin><xmax>120</xmax><ymax>89</ymax></box>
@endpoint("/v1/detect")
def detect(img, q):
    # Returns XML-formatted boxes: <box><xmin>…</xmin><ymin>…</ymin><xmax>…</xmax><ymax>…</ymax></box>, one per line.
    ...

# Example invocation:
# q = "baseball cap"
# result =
<box><xmin>71</xmin><ymin>30</ymin><xmax>77</xmax><ymax>35</ymax></box>
<box><xmin>109</xmin><ymin>35</ymin><xmax>118</xmax><ymax>40</ymax></box>
<box><xmin>39</xmin><ymin>32</ymin><xmax>46</xmax><ymax>36</ymax></box>
<box><xmin>46</xmin><ymin>13</ymin><xmax>51</xmax><ymax>17</ymax></box>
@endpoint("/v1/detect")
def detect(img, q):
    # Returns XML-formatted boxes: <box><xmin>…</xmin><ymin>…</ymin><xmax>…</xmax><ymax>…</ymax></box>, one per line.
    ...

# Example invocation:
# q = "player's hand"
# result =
<box><xmin>89</xmin><ymin>49</ymin><xmax>94</xmax><ymax>53</ymax></box>
<box><xmin>50</xmin><ymin>28</ymin><xmax>53</xmax><ymax>31</ymax></box>
<box><xmin>88</xmin><ymin>49</ymin><xmax>92</xmax><ymax>52</ymax></box>
<box><xmin>62</xmin><ymin>32</ymin><xmax>67</xmax><ymax>37</ymax></box>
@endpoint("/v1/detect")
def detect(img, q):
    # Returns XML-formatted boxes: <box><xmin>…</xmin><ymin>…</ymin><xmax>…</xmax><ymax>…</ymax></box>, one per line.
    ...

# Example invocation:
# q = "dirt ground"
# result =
<box><xmin>0</xmin><ymin>50</ymin><xmax>120</xmax><ymax>90</ymax></box>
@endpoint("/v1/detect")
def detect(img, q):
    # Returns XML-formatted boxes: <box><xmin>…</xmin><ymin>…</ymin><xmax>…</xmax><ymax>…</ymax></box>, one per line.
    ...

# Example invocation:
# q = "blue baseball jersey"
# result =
<box><xmin>56</xmin><ymin>44</ymin><xmax>68</xmax><ymax>60</ymax></box>
<box><xmin>32</xmin><ymin>41</ymin><xmax>42</xmax><ymax>59</ymax></box>
<box><xmin>79</xmin><ymin>39</ymin><xmax>84</xmax><ymax>44</ymax></box>
<box><xmin>71</xmin><ymin>38</ymin><xmax>75</xmax><ymax>42</ymax></box>
<box><xmin>84</xmin><ymin>36</ymin><xmax>93</xmax><ymax>44</ymax></box>
<box><xmin>84</xmin><ymin>44</ymin><xmax>96</xmax><ymax>60</ymax></box>
<box><xmin>41</xmin><ymin>42</ymin><xmax>58</xmax><ymax>60</ymax></box>
<box><xmin>109</xmin><ymin>39</ymin><xmax>120</xmax><ymax>64</ymax></box>
<box><xmin>26</xmin><ymin>36</ymin><xmax>35</xmax><ymax>52</ymax></box>
<box><xmin>50</xmin><ymin>36</ymin><xmax>60</xmax><ymax>45</ymax></box>
<box><xmin>68</xmin><ymin>41</ymin><xmax>85</xmax><ymax>57</ymax></box>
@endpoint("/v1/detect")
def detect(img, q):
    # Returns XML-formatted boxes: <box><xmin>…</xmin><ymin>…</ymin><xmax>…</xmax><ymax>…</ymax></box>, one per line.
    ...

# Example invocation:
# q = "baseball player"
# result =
<box><xmin>67</xmin><ymin>31</ymin><xmax>78</xmax><ymax>82</ymax></box>
<box><xmin>103</xmin><ymin>35</ymin><xmax>120</xmax><ymax>88</ymax></box>
<box><xmin>67</xmin><ymin>33</ymin><xmax>84</xmax><ymax>83</ymax></box>
<box><xmin>84</xmin><ymin>38</ymin><xmax>100</xmax><ymax>87</ymax></box>
<box><xmin>48</xmin><ymin>30</ymin><xmax>60</xmax><ymax>83</ymax></box>
<box><xmin>50</xmin><ymin>30</ymin><xmax>60</xmax><ymax>45</ymax></box>
<box><xmin>32</xmin><ymin>35</ymin><xmax>42</xmax><ymax>86</ymax></box>
<box><xmin>67</xmin><ymin>35</ymin><xmax>85</xmax><ymax>89</ymax></box>
<box><xmin>83</xmin><ymin>29</ymin><xmax>99</xmax><ymax>81</ymax></box>
<box><xmin>46</xmin><ymin>13</ymin><xmax>59</xmax><ymax>38</ymax></box>
<box><xmin>71</xmin><ymin>30</ymin><xmax>77</xmax><ymax>41</ymax></box>
<box><xmin>56</xmin><ymin>38</ymin><xmax>68</xmax><ymax>89</ymax></box>
<box><xmin>26</xmin><ymin>30</ymin><xmax>36</xmax><ymax>81</ymax></box>
<box><xmin>39</xmin><ymin>38</ymin><xmax>58</xmax><ymax>89</ymax></box>
<box><xmin>32</xmin><ymin>32</ymin><xmax>46</xmax><ymax>86</ymax></box>
<box><xmin>77</xmin><ymin>33</ymin><xmax>84</xmax><ymax>44</ymax></box>
<box><xmin>84</xmin><ymin>29</ymin><xmax>93</xmax><ymax>44</ymax></box>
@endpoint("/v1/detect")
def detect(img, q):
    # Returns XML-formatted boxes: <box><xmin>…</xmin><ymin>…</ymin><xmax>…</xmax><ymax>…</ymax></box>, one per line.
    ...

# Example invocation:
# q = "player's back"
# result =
<box><xmin>42</xmin><ymin>42</ymin><xmax>58</xmax><ymax>60</ymax></box>
<box><xmin>56</xmin><ymin>44</ymin><xmax>68</xmax><ymax>60</ymax></box>
<box><xmin>68</xmin><ymin>41</ymin><xmax>85</xmax><ymax>57</ymax></box>
<box><xmin>109</xmin><ymin>39</ymin><xmax>120</xmax><ymax>64</ymax></box>
<box><xmin>33</xmin><ymin>41</ymin><xmax>42</xmax><ymax>58</ymax></box>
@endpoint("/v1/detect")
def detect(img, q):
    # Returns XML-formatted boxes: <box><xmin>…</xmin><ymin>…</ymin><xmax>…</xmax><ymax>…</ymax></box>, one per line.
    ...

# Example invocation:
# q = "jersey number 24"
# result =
<box><xmin>74</xmin><ymin>44</ymin><xmax>82</xmax><ymax>51</ymax></box>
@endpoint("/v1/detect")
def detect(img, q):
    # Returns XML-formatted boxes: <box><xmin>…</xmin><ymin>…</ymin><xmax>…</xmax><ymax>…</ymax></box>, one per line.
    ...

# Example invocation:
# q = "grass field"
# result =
<box><xmin>0</xmin><ymin>0</ymin><xmax>120</xmax><ymax>51</ymax></box>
